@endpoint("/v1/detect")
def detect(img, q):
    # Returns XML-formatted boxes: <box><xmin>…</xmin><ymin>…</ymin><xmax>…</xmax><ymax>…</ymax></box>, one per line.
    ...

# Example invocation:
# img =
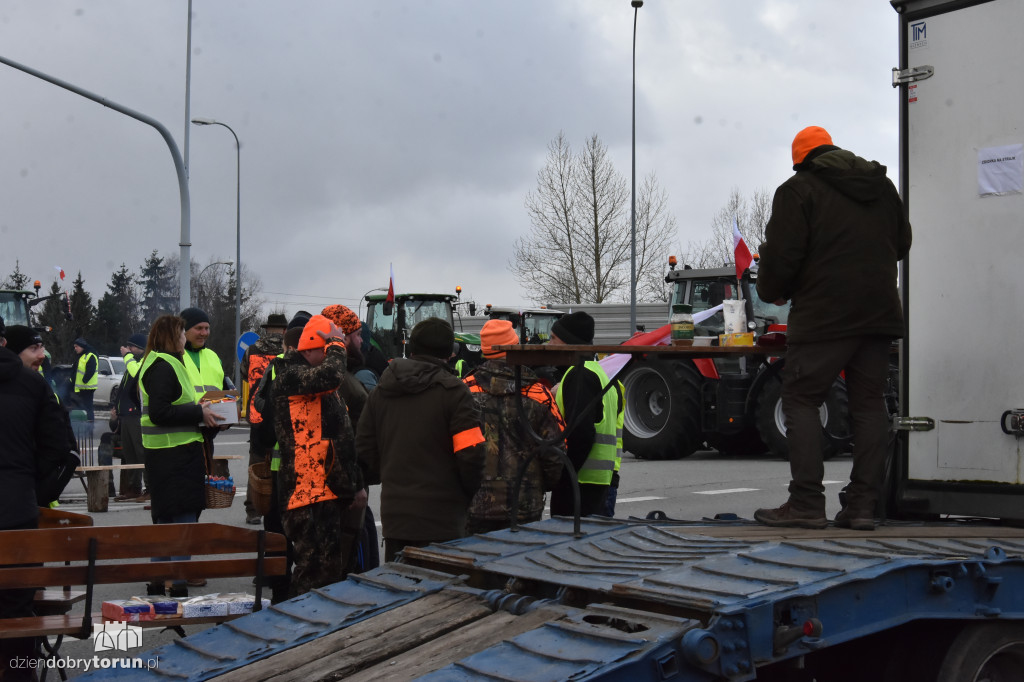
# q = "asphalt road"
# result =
<box><xmin>52</xmin><ymin>414</ymin><xmax>853</xmax><ymax>677</ymax></box>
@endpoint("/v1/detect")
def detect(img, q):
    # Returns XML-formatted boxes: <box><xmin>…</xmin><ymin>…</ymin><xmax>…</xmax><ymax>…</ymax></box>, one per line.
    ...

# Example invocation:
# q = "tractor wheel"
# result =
<box><xmin>936</xmin><ymin>622</ymin><xmax>1024</xmax><ymax>682</ymax></box>
<box><xmin>621</xmin><ymin>358</ymin><xmax>703</xmax><ymax>460</ymax></box>
<box><xmin>755</xmin><ymin>374</ymin><xmax>849</xmax><ymax>461</ymax></box>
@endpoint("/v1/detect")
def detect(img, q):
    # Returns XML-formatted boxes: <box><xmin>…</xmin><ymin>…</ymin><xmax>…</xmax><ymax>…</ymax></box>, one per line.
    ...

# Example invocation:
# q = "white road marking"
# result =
<box><xmin>694</xmin><ymin>488</ymin><xmax>758</xmax><ymax>495</ymax></box>
<box><xmin>617</xmin><ymin>496</ymin><xmax>665</xmax><ymax>503</ymax></box>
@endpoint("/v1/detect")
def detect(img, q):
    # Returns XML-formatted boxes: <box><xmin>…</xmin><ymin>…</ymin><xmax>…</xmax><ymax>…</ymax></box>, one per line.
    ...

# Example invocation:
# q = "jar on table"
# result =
<box><xmin>670</xmin><ymin>304</ymin><xmax>694</xmax><ymax>346</ymax></box>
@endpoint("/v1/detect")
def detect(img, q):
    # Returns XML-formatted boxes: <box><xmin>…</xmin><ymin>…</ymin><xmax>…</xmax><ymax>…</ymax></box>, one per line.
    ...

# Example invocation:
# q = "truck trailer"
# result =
<box><xmin>89</xmin><ymin>1</ymin><xmax>1024</xmax><ymax>679</ymax></box>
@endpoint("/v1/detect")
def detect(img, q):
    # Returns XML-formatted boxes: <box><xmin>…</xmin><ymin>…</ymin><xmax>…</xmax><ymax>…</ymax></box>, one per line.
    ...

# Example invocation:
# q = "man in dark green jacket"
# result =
<box><xmin>754</xmin><ymin>126</ymin><xmax>912</xmax><ymax>531</ymax></box>
<box><xmin>355</xmin><ymin>318</ymin><xmax>485</xmax><ymax>562</ymax></box>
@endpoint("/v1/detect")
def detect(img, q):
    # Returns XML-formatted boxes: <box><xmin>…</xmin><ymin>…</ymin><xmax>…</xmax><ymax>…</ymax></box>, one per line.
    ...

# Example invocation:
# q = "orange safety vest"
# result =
<box><xmin>463</xmin><ymin>375</ymin><xmax>565</xmax><ymax>427</ymax></box>
<box><xmin>244</xmin><ymin>353</ymin><xmax>275</xmax><ymax>423</ymax></box>
<box><xmin>285</xmin><ymin>389</ymin><xmax>339</xmax><ymax>511</ymax></box>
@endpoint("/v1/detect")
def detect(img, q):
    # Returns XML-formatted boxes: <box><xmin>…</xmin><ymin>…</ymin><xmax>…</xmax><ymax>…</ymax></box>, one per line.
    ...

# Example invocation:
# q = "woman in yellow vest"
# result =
<box><xmin>138</xmin><ymin>315</ymin><xmax>224</xmax><ymax>597</ymax></box>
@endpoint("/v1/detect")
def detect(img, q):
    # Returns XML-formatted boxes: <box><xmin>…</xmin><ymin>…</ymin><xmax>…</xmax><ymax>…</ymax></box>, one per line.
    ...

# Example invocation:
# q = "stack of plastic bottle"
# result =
<box><xmin>205</xmin><ymin>475</ymin><xmax>235</xmax><ymax>493</ymax></box>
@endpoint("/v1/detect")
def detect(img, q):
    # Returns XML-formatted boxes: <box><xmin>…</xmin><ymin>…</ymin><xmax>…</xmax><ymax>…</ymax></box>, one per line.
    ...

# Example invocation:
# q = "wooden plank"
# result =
<box><xmin>0</xmin><ymin>524</ymin><xmax>286</xmax><ymax>564</ymax></box>
<box><xmin>0</xmin><ymin>614</ymin><xmax>89</xmax><ymax>639</ymax></box>
<box><xmin>77</xmin><ymin>464</ymin><xmax>146</xmax><ymax>471</ymax></box>
<box><xmin>210</xmin><ymin>590</ymin><xmax>492</xmax><ymax>682</ymax></box>
<box><xmin>0</xmin><ymin>557</ymin><xmax>287</xmax><ymax>590</ymax></box>
<box><xmin>345</xmin><ymin>605</ymin><xmax>567</xmax><ymax>682</ymax></box>
<box><xmin>37</xmin><ymin>507</ymin><xmax>93</xmax><ymax>528</ymax></box>
<box><xmin>500</xmin><ymin>343</ymin><xmax>781</xmax><ymax>367</ymax></box>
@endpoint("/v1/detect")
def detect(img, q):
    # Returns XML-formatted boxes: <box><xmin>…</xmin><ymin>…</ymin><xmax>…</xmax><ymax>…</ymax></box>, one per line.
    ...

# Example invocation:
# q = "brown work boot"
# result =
<box><xmin>754</xmin><ymin>502</ymin><xmax>827</xmax><ymax>529</ymax></box>
<box><xmin>133</xmin><ymin>491</ymin><xmax>151</xmax><ymax>503</ymax></box>
<box><xmin>834</xmin><ymin>507</ymin><xmax>875</xmax><ymax>531</ymax></box>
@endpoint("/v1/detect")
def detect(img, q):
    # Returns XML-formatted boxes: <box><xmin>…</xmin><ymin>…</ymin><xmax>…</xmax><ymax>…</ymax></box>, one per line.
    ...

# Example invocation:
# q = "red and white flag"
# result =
<box><xmin>732</xmin><ymin>218</ymin><xmax>753</xmax><ymax>281</ymax></box>
<box><xmin>385</xmin><ymin>264</ymin><xmax>395</xmax><ymax>307</ymax></box>
<box><xmin>54</xmin><ymin>265</ymin><xmax>65</xmax><ymax>281</ymax></box>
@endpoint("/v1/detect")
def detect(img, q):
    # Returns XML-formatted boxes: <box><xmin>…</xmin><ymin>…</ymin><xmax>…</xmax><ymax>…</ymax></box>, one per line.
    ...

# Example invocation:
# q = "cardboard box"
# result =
<box><xmin>719</xmin><ymin>332</ymin><xmax>754</xmax><ymax>347</ymax></box>
<box><xmin>199</xmin><ymin>389</ymin><xmax>240</xmax><ymax>426</ymax></box>
<box><xmin>182</xmin><ymin>596</ymin><xmax>229</xmax><ymax>619</ymax></box>
<box><xmin>102</xmin><ymin>599</ymin><xmax>154</xmax><ymax>622</ymax></box>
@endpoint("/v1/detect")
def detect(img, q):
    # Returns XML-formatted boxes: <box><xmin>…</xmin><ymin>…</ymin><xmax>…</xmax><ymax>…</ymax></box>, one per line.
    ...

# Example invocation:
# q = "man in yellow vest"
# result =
<box><xmin>180</xmin><ymin>307</ymin><xmax>234</xmax><ymax>495</ymax></box>
<box><xmin>71</xmin><ymin>337</ymin><xmax>99</xmax><ymax>421</ymax></box>
<box><xmin>547</xmin><ymin>311</ymin><xmax>618</xmax><ymax>518</ymax></box>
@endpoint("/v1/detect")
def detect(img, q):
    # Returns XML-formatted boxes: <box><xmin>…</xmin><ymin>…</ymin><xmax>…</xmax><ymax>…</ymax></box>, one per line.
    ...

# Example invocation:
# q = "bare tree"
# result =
<box><xmin>512</xmin><ymin>132</ymin><xmax>676</xmax><ymax>304</ymax></box>
<box><xmin>682</xmin><ymin>187</ymin><xmax>772</xmax><ymax>270</ymax></box>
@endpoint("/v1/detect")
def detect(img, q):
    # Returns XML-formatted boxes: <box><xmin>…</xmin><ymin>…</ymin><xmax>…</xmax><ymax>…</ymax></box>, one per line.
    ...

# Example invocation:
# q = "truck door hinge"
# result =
<box><xmin>894</xmin><ymin>416</ymin><xmax>935</xmax><ymax>431</ymax></box>
<box><xmin>1001</xmin><ymin>410</ymin><xmax>1024</xmax><ymax>436</ymax></box>
<box><xmin>892</xmin><ymin>65</ymin><xmax>934</xmax><ymax>87</ymax></box>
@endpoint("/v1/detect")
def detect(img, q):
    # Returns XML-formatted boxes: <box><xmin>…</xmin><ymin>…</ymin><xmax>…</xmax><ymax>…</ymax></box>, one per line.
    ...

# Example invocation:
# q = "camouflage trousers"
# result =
<box><xmin>281</xmin><ymin>500</ymin><xmax>344</xmax><ymax>598</ymax></box>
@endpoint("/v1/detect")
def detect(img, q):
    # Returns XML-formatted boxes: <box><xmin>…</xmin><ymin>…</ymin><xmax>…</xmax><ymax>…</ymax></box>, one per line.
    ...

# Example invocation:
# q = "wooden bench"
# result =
<box><xmin>0</xmin><ymin>523</ymin><xmax>286</xmax><ymax>657</ymax></box>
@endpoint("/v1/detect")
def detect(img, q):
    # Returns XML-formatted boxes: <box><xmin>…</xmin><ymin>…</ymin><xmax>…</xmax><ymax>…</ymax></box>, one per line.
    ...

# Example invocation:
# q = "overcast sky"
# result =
<box><xmin>0</xmin><ymin>1</ymin><xmax>902</xmax><ymax>322</ymax></box>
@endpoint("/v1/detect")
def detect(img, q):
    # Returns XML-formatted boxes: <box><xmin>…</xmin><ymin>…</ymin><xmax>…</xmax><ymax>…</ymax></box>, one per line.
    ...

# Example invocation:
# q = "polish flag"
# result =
<box><xmin>733</xmin><ymin>218</ymin><xmax>753</xmax><ymax>281</ymax></box>
<box><xmin>54</xmin><ymin>266</ymin><xmax>65</xmax><ymax>281</ymax></box>
<box><xmin>385</xmin><ymin>264</ymin><xmax>395</xmax><ymax>306</ymax></box>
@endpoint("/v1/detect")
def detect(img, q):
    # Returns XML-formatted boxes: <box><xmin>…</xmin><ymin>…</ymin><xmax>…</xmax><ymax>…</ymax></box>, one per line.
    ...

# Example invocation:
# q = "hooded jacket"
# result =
<box><xmin>355</xmin><ymin>355</ymin><xmax>484</xmax><ymax>542</ymax></box>
<box><xmin>463</xmin><ymin>360</ymin><xmax>564</xmax><ymax>525</ymax></box>
<box><xmin>756</xmin><ymin>147</ymin><xmax>912</xmax><ymax>344</ymax></box>
<box><xmin>271</xmin><ymin>342</ymin><xmax>360</xmax><ymax>512</ymax></box>
<box><xmin>0</xmin><ymin>347</ymin><xmax>79</xmax><ymax>528</ymax></box>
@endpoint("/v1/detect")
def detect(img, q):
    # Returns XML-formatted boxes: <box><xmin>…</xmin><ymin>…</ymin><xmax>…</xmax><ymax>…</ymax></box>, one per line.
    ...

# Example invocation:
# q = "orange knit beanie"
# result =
<box><xmin>792</xmin><ymin>126</ymin><xmax>833</xmax><ymax>165</ymax></box>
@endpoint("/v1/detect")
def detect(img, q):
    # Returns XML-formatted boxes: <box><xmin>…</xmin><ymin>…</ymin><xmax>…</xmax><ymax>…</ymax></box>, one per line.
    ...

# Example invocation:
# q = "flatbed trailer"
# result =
<box><xmin>92</xmin><ymin>517</ymin><xmax>1024</xmax><ymax>680</ymax></box>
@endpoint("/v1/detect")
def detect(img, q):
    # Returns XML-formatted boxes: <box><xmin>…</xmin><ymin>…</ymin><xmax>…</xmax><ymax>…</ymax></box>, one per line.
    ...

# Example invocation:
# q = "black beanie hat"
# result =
<box><xmin>179</xmin><ymin>307</ymin><xmax>210</xmax><ymax>331</ymax></box>
<box><xmin>407</xmin><ymin>318</ymin><xmax>454</xmax><ymax>359</ymax></box>
<box><xmin>5</xmin><ymin>325</ymin><xmax>42</xmax><ymax>355</ymax></box>
<box><xmin>287</xmin><ymin>311</ymin><xmax>313</xmax><ymax>330</ymax></box>
<box><xmin>551</xmin><ymin>311</ymin><xmax>595</xmax><ymax>345</ymax></box>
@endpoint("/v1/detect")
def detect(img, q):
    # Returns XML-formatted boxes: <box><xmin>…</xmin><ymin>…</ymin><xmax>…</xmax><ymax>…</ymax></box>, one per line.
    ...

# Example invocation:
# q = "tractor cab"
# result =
<box><xmin>483</xmin><ymin>305</ymin><xmax>566</xmax><ymax>345</ymax></box>
<box><xmin>666</xmin><ymin>261</ymin><xmax>788</xmax><ymax>338</ymax></box>
<box><xmin>364</xmin><ymin>292</ymin><xmax>457</xmax><ymax>361</ymax></box>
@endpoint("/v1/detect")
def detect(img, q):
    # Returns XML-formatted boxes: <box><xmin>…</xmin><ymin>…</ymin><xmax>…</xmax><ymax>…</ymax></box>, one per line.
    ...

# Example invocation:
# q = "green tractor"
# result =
<box><xmin>0</xmin><ymin>279</ymin><xmax>68</xmax><ymax>329</ymax></box>
<box><xmin>363</xmin><ymin>290</ymin><xmax>481</xmax><ymax>372</ymax></box>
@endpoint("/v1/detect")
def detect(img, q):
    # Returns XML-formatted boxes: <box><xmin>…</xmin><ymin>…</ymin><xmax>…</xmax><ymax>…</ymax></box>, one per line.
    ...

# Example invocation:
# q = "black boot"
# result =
<box><xmin>146</xmin><ymin>582</ymin><xmax>165</xmax><ymax>596</ymax></box>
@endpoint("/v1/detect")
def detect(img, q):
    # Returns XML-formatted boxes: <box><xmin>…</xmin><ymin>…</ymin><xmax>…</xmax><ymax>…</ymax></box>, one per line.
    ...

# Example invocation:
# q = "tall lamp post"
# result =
<box><xmin>629</xmin><ymin>0</ymin><xmax>643</xmax><ymax>336</ymax></box>
<box><xmin>192</xmin><ymin>117</ymin><xmax>242</xmax><ymax>389</ymax></box>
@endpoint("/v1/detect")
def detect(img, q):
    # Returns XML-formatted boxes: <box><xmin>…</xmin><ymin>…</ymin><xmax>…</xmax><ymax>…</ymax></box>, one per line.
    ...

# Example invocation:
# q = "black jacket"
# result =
<box><xmin>756</xmin><ymin>147</ymin><xmax>912</xmax><ymax>344</ymax></box>
<box><xmin>140</xmin><ymin>354</ymin><xmax>207</xmax><ymax>520</ymax></box>
<box><xmin>356</xmin><ymin>355</ymin><xmax>484</xmax><ymax>542</ymax></box>
<box><xmin>0</xmin><ymin>348</ymin><xmax>73</xmax><ymax>528</ymax></box>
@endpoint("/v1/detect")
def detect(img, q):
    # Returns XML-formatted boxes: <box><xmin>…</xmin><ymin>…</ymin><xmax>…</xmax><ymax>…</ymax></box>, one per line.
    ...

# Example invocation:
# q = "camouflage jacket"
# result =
<box><xmin>271</xmin><ymin>342</ymin><xmax>361</xmax><ymax>511</ymax></box>
<box><xmin>463</xmin><ymin>360</ymin><xmax>565</xmax><ymax>524</ymax></box>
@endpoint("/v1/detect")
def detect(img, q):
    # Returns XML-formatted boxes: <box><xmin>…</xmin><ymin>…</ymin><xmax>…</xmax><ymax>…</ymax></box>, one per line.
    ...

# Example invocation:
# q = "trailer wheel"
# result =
<box><xmin>936</xmin><ymin>622</ymin><xmax>1024</xmax><ymax>682</ymax></box>
<box><xmin>754</xmin><ymin>374</ymin><xmax>847</xmax><ymax>461</ymax></box>
<box><xmin>622</xmin><ymin>358</ymin><xmax>703</xmax><ymax>460</ymax></box>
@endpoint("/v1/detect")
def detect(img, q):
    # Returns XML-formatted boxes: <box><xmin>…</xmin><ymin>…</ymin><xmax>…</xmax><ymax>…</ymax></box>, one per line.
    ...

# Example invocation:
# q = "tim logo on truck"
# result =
<box><xmin>910</xmin><ymin>21</ymin><xmax>927</xmax><ymax>48</ymax></box>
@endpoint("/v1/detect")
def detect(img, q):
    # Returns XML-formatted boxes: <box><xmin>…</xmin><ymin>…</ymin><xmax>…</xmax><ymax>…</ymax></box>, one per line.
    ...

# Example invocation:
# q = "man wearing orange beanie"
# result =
<box><xmin>754</xmin><ymin>126</ymin><xmax>912</xmax><ymax>531</ymax></box>
<box><xmin>462</xmin><ymin>320</ymin><xmax>565</xmax><ymax>533</ymax></box>
<box><xmin>270</xmin><ymin>315</ymin><xmax>363</xmax><ymax>596</ymax></box>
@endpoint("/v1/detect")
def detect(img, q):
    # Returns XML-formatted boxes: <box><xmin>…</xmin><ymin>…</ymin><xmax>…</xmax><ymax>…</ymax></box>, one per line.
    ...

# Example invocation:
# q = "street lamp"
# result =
<box><xmin>197</xmin><ymin>260</ymin><xmax>232</xmax><ymax>282</ymax></box>
<box><xmin>629</xmin><ymin>0</ymin><xmax>643</xmax><ymax>336</ymax></box>
<box><xmin>359</xmin><ymin>287</ymin><xmax>388</xmax><ymax>320</ymax></box>
<box><xmin>192</xmin><ymin>117</ymin><xmax>242</xmax><ymax>389</ymax></box>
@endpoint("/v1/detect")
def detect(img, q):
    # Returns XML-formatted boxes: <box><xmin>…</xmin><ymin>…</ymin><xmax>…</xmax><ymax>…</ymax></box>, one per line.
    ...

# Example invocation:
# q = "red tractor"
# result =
<box><xmin>619</xmin><ymin>261</ymin><xmax>851</xmax><ymax>460</ymax></box>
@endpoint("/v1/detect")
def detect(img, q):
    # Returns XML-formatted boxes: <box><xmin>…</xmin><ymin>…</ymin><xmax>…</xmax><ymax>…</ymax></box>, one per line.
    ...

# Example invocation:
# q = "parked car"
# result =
<box><xmin>49</xmin><ymin>356</ymin><xmax>125</xmax><ymax>409</ymax></box>
<box><xmin>95</xmin><ymin>355</ymin><xmax>125</xmax><ymax>407</ymax></box>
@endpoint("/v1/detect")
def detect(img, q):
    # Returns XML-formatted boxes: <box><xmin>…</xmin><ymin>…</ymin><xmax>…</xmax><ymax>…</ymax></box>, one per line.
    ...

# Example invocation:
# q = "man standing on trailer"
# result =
<box><xmin>754</xmin><ymin>126</ymin><xmax>912</xmax><ymax>531</ymax></box>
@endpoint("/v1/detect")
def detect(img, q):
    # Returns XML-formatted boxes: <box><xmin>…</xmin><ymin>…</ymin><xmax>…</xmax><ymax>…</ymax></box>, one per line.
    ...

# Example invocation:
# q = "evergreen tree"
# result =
<box><xmin>38</xmin><ymin>280</ymin><xmax>74</xmax><ymax>364</ymax></box>
<box><xmin>68</xmin><ymin>272</ymin><xmax>97</xmax><ymax>347</ymax></box>
<box><xmin>92</xmin><ymin>264</ymin><xmax>140</xmax><ymax>355</ymax></box>
<box><xmin>139</xmin><ymin>250</ymin><xmax>177</xmax><ymax>326</ymax></box>
<box><xmin>2</xmin><ymin>261</ymin><xmax>31</xmax><ymax>290</ymax></box>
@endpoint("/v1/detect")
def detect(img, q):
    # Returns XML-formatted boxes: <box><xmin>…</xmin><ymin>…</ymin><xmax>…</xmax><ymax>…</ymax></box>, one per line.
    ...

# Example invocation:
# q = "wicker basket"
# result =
<box><xmin>248</xmin><ymin>461</ymin><xmax>274</xmax><ymax>516</ymax></box>
<box><xmin>205</xmin><ymin>482</ymin><xmax>236</xmax><ymax>509</ymax></box>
